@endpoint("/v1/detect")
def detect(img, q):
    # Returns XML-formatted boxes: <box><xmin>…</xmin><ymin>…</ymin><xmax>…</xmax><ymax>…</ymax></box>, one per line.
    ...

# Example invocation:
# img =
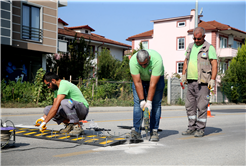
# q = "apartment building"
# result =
<box><xmin>127</xmin><ymin>9</ymin><xmax>246</xmax><ymax>77</ymax></box>
<box><xmin>126</xmin><ymin>9</ymin><xmax>246</xmax><ymax>102</ymax></box>
<box><xmin>1</xmin><ymin>0</ymin><xmax>67</xmax><ymax>82</ymax></box>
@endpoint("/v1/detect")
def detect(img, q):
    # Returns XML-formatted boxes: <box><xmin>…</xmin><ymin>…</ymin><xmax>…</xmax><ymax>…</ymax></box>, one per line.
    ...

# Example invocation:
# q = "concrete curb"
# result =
<box><xmin>1</xmin><ymin>105</ymin><xmax>245</xmax><ymax>115</ymax></box>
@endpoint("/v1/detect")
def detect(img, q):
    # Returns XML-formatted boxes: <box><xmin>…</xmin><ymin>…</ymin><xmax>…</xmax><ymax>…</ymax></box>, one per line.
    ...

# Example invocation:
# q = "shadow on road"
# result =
<box><xmin>158</xmin><ymin>130</ymin><xmax>179</xmax><ymax>139</ymax></box>
<box><xmin>205</xmin><ymin>126</ymin><xmax>222</xmax><ymax>136</ymax></box>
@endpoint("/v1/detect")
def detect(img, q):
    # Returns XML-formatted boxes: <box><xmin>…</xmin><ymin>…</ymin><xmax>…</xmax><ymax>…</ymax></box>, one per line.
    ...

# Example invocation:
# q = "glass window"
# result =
<box><xmin>178</xmin><ymin>22</ymin><xmax>185</xmax><ymax>27</ymax></box>
<box><xmin>177</xmin><ymin>62</ymin><xmax>184</xmax><ymax>74</ymax></box>
<box><xmin>178</xmin><ymin>38</ymin><xmax>185</xmax><ymax>50</ymax></box>
<box><xmin>142</xmin><ymin>41</ymin><xmax>148</xmax><ymax>50</ymax></box>
<box><xmin>220</xmin><ymin>37</ymin><xmax>227</xmax><ymax>48</ymax></box>
<box><xmin>22</xmin><ymin>4</ymin><xmax>41</xmax><ymax>41</ymax></box>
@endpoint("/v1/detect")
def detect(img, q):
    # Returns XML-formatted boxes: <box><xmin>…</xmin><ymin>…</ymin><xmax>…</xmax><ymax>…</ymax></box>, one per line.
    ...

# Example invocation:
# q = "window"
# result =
<box><xmin>220</xmin><ymin>62</ymin><xmax>228</xmax><ymax>74</ymax></box>
<box><xmin>22</xmin><ymin>4</ymin><xmax>42</xmax><ymax>41</ymax></box>
<box><xmin>142</xmin><ymin>41</ymin><xmax>148</xmax><ymax>50</ymax></box>
<box><xmin>85</xmin><ymin>30</ymin><xmax>88</xmax><ymax>34</ymax></box>
<box><xmin>178</xmin><ymin>38</ymin><xmax>185</xmax><ymax>50</ymax></box>
<box><xmin>220</xmin><ymin>37</ymin><xmax>227</xmax><ymax>48</ymax></box>
<box><xmin>178</xmin><ymin>22</ymin><xmax>185</xmax><ymax>27</ymax></box>
<box><xmin>233</xmin><ymin>41</ymin><xmax>242</xmax><ymax>49</ymax></box>
<box><xmin>177</xmin><ymin>62</ymin><xmax>184</xmax><ymax>74</ymax></box>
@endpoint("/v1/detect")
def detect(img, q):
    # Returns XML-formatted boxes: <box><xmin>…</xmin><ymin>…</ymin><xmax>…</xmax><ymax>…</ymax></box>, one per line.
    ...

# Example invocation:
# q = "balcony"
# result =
<box><xmin>58</xmin><ymin>0</ymin><xmax>67</xmax><ymax>7</ymax></box>
<box><xmin>22</xmin><ymin>25</ymin><xmax>43</xmax><ymax>42</ymax></box>
<box><xmin>216</xmin><ymin>48</ymin><xmax>238</xmax><ymax>58</ymax></box>
<box><xmin>57</xmin><ymin>39</ymin><xmax>67</xmax><ymax>53</ymax></box>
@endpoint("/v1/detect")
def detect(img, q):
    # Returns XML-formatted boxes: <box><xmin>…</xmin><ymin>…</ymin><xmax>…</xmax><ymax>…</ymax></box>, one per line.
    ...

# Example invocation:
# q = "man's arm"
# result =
<box><xmin>44</xmin><ymin>94</ymin><xmax>65</xmax><ymax>124</ymax></box>
<box><xmin>131</xmin><ymin>74</ymin><xmax>144</xmax><ymax>100</ymax></box>
<box><xmin>147</xmin><ymin>75</ymin><xmax>160</xmax><ymax>101</ymax></box>
<box><xmin>182</xmin><ymin>59</ymin><xmax>188</xmax><ymax>75</ymax></box>
<box><xmin>210</xmin><ymin>59</ymin><xmax>218</xmax><ymax>80</ymax></box>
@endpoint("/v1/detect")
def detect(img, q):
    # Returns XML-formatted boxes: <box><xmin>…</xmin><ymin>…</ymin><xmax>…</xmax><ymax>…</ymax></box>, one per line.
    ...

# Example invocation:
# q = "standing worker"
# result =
<box><xmin>181</xmin><ymin>27</ymin><xmax>217</xmax><ymax>137</ymax></box>
<box><xmin>129</xmin><ymin>49</ymin><xmax>165</xmax><ymax>141</ymax></box>
<box><xmin>35</xmin><ymin>72</ymin><xmax>89</xmax><ymax>136</ymax></box>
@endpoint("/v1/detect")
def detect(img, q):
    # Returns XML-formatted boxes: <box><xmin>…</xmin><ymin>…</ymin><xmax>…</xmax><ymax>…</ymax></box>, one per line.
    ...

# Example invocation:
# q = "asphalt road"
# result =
<box><xmin>1</xmin><ymin>105</ymin><xmax>245</xmax><ymax>165</ymax></box>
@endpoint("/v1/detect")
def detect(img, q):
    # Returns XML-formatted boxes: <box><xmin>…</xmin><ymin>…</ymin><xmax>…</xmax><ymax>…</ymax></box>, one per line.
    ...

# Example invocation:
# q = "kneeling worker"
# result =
<box><xmin>35</xmin><ymin>72</ymin><xmax>89</xmax><ymax>136</ymax></box>
<box><xmin>129</xmin><ymin>49</ymin><xmax>165</xmax><ymax>141</ymax></box>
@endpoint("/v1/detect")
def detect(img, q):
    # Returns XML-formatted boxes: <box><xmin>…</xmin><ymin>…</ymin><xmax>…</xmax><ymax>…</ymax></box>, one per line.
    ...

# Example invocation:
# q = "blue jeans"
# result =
<box><xmin>132</xmin><ymin>75</ymin><xmax>165</xmax><ymax>133</ymax></box>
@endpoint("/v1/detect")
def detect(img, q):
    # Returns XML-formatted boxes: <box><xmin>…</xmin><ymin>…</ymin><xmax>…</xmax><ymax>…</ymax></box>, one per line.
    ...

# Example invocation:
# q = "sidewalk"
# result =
<box><xmin>1</xmin><ymin>105</ymin><xmax>245</xmax><ymax>115</ymax></box>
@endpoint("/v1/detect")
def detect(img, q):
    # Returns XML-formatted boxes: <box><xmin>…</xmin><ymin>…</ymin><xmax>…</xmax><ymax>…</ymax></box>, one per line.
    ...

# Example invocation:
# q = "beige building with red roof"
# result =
<box><xmin>126</xmin><ymin>9</ymin><xmax>246</xmax><ymax>102</ymax></box>
<box><xmin>57</xmin><ymin>18</ymin><xmax>131</xmax><ymax>63</ymax></box>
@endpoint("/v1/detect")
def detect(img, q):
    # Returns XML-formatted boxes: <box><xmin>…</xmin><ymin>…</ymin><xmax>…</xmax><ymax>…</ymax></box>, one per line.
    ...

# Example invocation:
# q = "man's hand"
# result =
<box><xmin>208</xmin><ymin>79</ymin><xmax>215</xmax><ymax>89</ymax></box>
<box><xmin>35</xmin><ymin>117</ymin><xmax>45</xmax><ymax>127</ymax></box>
<box><xmin>140</xmin><ymin>100</ymin><xmax>146</xmax><ymax>110</ymax></box>
<box><xmin>39</xmin><ymin>122</ymin><xmax>47</xmax><ymax>132</ymax></box>
<box><xmin>144</xmin><ymin>100</ymin><xmax>152</xmax><ymax>112</ymax></box>
<box><xmin>181</xmin><ymin>75</ymin><xmax>187</xmax><ymax>84</ymax></box>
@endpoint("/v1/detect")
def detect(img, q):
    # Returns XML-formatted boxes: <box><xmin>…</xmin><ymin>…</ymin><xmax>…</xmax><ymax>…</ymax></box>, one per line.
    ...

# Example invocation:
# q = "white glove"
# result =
<box><xmin>208</xmin><ymin>79</ymin><xmax>215</xmax><ymax>89</ymax></box>
<box><xmin>39</xmin><ymin>122</ymin><xmax>47</xmax><ymax>132</ymax></box>
<box><xmin>140</xmin><ymin>100</ymin><xmax>146</xmax><ymax>110</ymax></box>
<box><xmin>35</xmin><ymin>117</ymin><xmax>45</xmax><ymax>127</ymax></box>
<box><xmin>144</xmin><ymin>100</ymin><xmax>152</xmax><ymax>112</ymax></box>
<box><xmin>181</xmin><ymin>75</ymin><xmax>187</xmax><ymax>83</ymax></box>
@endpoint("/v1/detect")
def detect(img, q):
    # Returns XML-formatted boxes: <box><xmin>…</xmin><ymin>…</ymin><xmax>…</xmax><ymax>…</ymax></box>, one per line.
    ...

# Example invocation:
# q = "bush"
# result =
<box><xmin>221</xmin><ymin>41</ymin><xmax>246</xmax><ymax>103</ymax></box>
<box><xmin>33</xmin><ymin>68</ymin><xmax>54</xmax><ymax>107</ymax></box>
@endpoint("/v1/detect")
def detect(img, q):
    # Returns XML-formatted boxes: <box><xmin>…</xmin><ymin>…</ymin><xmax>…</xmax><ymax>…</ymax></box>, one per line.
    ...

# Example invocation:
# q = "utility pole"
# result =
<box><xmin>195</xmin><ymin>0</ymin><xmax>198</xmax><ymax>28</ymax></box>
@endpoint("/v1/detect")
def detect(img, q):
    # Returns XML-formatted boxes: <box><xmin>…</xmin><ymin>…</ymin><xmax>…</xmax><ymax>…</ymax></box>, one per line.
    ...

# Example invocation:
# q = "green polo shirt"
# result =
<box><xmin>129</xmin><ymin>49</ymin><xmax>164</xmax><ymax>81</ymax></box>
<box><xmin>54</xmin><ymin>80</ymin><xmax>89</xmax><ymax>108</ymax></box>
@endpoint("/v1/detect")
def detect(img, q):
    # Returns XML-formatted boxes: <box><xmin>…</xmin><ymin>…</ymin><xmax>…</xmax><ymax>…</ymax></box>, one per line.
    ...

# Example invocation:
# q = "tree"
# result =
<box><xmin>131</xmin><ymin>42</ymin><xmax>144</xmax><ymax>56</ymax></box>
<box><xmin>221</xmin><ymin>41</ymin><xmax>246</xmax><ymax>103</ymax></box>
<box><xmin>97</xmin><ymin>48</ymin><xmax>131</xmax><ymax>81</ymax></box>
<box><xmin>47</xmin><ymin>34</ymin><xmax>96</xmax><ymax>80</ymax></box>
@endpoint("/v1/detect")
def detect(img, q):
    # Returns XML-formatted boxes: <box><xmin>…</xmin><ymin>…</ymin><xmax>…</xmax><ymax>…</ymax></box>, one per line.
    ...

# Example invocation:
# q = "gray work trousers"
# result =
<box><xmin>185</xmin><ymin>80</ymin><xmax>210</xmax><ymax>131</ymax></box>
<box><xmin>44</xmin><ymin>99</ymin><xmax>89</xmax><ymax>125</ymax></box>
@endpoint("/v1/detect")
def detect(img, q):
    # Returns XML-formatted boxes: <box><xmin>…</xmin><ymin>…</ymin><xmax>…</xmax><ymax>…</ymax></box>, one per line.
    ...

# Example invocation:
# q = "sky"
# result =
<box><xmin>58</xmin><ymin>0</ymin><xmax>246</xmax><ymax>45</ymax></box>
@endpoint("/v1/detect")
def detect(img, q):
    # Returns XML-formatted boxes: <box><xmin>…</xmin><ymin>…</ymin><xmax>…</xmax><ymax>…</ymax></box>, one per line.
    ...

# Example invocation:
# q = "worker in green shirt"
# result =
<box><xmin>181</xmin><ymin>27</ymin><xmax>218</xmax><ymax>137</ymax></box>
<box><xmin>129</xmin><ymin>49</ymin><xmax>165</xmax><ymax>141</ymax></box>
<box><xmin>34</xmin><ymin>72</ymin><xmax>89</xmax><ymax>136</ymax></box>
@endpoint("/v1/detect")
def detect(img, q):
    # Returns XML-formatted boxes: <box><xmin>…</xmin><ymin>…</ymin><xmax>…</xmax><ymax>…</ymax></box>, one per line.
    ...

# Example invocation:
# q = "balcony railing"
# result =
<box><xmin>22</xmin><ymin>25</ymin><xmax>43</xmax><ymax>41</ymax></box>
<box><xmin>216</xmin><ymin>48</ymin><xmax>238</xmax><ymax>58</ymax></box>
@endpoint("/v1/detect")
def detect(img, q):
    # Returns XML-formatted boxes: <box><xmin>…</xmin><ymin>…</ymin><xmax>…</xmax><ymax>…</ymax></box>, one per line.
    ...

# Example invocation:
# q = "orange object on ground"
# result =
<box><xmin>207</xmin><ymin>104</ymin><xmax>214</xmax><ymax>117</ymax></box>
<box><xmin>79</xmin><ymin>120</ymin><xmax>88</xmax><ymax>123</ymax></box>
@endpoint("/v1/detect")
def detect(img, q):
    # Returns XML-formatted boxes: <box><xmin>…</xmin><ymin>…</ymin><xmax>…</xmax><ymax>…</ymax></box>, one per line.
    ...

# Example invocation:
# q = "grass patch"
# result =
<box><xmin>1</xmin><ymin>102</ymin><xmax>38</xmax><ymax>108</ymax></box>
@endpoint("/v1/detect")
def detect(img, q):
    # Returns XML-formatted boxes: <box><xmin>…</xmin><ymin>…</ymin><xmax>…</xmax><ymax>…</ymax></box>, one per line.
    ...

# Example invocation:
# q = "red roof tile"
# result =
<box><xmin>67</xmin><ymin>25</ymin><xmax>95</xmax><ymax>32</ymax></box>
<box><xmin>58</xmin><ymin>27</ymin><xmax>131</xmax><ymax>48</ymax></box>
<box><xmin>188</xmin><ymin>20</ymin><xmax>246</xmax><ymax>34</ymax></box>
<box><xmin>126</xmin><ymin>30</ymin><xmax>153</xmax><ymax>41</ymax></box>
<box><xmin>58</xmin><ymin>18</ymin><xmax>68</xmax><ymax>26</ymax></box>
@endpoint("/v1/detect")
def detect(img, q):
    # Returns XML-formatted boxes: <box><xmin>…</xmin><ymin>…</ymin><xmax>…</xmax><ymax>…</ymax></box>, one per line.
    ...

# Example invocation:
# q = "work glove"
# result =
<box><xmin>144</xmin><ymin>100</ymin><xmax>152</xmax><ymax>113</ymax></box>
<box><xmin>181</xmin><ymin>75</ymin><xmax>187</xmax><ymax>84</ymax></box>
<box><xmin>39</xmin><ymin>122</ymin><xmax>47</xmax><ymax>132</ymax></box>
<box><xmin>140</xmin><ymin>100</ymin><xmax>146</xmax><ymax>110</ymax></box>
<box><xmin>208</xmin><ymin>79</ymin><xmax>215</xmax><ymax>90</ymax></box>
<box><xmin>35</xmin><ymin>117</ymin><xmax>45</xmax><ymax>127</ymax></box>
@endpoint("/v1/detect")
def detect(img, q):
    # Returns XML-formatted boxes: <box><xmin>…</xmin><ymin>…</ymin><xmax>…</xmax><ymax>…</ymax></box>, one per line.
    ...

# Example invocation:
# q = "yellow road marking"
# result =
<box><xmin>71</xmin><ymin>137</ymin><xmax>85</xmax><ymax>141</ymax></box>
<box><xmin>99</xmin><ymin>140</ymin><xmax>113</xmax><ymax>144</ymax></box>
<box><xmin>53</xmin><ymin>150</ymin><xmax>100</xmax><ymax>158</ymax></box>
<box><xmin>58</xmin><ymin>136</ymin><xmax>71</xmax><ymax>139</ymax></box>
<box><xmin>24</xmin><ymin>132</ymin><xmax>37</xmax><ymax>135</ymax></box>
<box><xmin>87</xmin><ymin>135</ymin><xmax>97</xmax><ymax>137</ymax></box>
<box><xmin>35</xmin><ymin>133</ymin><xmax>49</xmax><ymax>136</ymax></box>
<box><xmin>114</xmin><ymin>138</ymin><xmax>125</xmax><ymax>140</ymax></box>
<box><xmin>179</xmin><ymin>133</ymin><xmax>224</xmax><ymax>140</ymax></box>
<box><xmin>15</xmin><ymin>131</ymin><xmax>25</xmax><ymax>134</ymax></box>
<box><xmin>85</xmin><ymin>139</ymin><xmax>99</xmax><ymax>143</ymax></box>
<box><xmin>46</xmin><ymin>134</ymin><xmax>60</xmax><ymax>138</ymax></box>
